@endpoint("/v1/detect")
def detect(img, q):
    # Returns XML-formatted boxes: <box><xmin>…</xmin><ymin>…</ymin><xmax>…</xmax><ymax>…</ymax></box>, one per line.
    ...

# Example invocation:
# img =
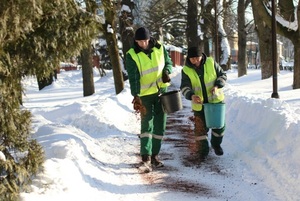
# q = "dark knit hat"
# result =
<box><xmin>135</xmin><ymin>27</ymin><xmax>150</xmax><ymax>40</ymax></box>
<box><xmin>187</xmin><ymin>46</ymin><xmax>202</xmax><ymax>58</ymax></box>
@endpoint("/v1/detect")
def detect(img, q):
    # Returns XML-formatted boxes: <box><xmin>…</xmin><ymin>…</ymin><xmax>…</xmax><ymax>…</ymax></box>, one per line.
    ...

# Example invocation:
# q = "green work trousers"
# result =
<box><xmin>139</xmin><ymin>91</ymin><xmax>167</xmax><ymax>156</ymax></box>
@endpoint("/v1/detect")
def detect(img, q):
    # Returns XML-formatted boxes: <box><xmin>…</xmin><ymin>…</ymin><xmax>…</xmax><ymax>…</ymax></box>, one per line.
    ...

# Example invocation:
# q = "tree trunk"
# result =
<box><xmin>237</xmin><ymin>0</ymin><xmax>247</xmax><ymax>77</ymax></box>
<box><xmin>251</xmin><ymin>0</ymin><xmax>274</xmax><ymax>79</ymax></box>
<box><xmin>186</xmin><ymin>0</ymin><xmax>198</xmax><ymax>48</ymax></box>
<box><xmin>106</xmin><ymin>29</ymin><xmax>124</xmax><ymax>94</ymax></box>
<box><xmin>293</xmin><ymin>41</ymin><xmax>300</xmax><ymax>88</ymax></box>
<box><xmin>81</xmin><ymin>46</ymin><xmax>95</xmax><ymax>97</ymax></box>
<box><xmin>257</xmin><ymin>25</ymin><xmax>274</xmax><ymax>79</ymax></box>
<box><xmin>215</xmin><ymin>0</ymin><xmax>230</xmax><ymax>70</ymax></box>
<box><xmin>37</xmin><ymin>73</ymin><xmax>54</xmax><ymax>90</ymax></box>
<box><xmin>102</xmin><ymin>0</ymin><xmax>124</xmax><ymax>94</ymax></box>
<box><xmin>277</xmin><ymin>0</ymin><xmax>300</xmax><ymax>89</ymax></box>
<box><xmin>119</xmin><ymin>0</ymin><xmax>135</xmax><ymax>66</ymax></box>
<box><xmin>200</xmin><ymin>0</ymin><xmax>214</xmax><ymax>56</ymax></box>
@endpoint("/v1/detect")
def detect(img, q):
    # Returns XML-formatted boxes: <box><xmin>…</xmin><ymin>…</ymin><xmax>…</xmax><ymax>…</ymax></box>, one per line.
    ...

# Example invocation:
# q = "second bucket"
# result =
<box><xmin>203</xmin><ymin>103</ymin><xmax>225</xmax><ymax>128</ymax></box>
<box><xmin>159</xmin><ymin>90</ymin><xmax>183</xmax><ymax>114</ymax></box>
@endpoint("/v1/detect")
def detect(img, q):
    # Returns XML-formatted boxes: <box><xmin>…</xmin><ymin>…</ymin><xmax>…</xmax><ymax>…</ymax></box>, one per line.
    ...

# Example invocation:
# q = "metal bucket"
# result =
<box><xmin>203</xmin><ymin>103</ymin><xmax>225</xmax><ymax>128</ymax></box>
<box><xmin>159</xmin><ymin>90</ymin><xmax>183</xmax><ymax>114</ymax></box>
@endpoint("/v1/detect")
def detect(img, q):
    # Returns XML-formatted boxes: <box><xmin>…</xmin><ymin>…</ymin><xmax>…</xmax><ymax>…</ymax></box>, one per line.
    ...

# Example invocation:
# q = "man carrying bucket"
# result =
<box><xmin>125</xmin><ymin>27</ymin><xmax>173</xmax><ymax>172</ymax></box>
<box><xmin>180</xmin><ymin>46</ymin><xmax>227</xmax><ymax>160</ymax></box>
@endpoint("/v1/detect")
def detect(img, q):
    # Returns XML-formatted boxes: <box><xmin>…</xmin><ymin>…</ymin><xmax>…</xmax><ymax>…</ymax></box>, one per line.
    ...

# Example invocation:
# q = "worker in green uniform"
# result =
<box><xmin>126</xmin><ymin>27</ymin><xmax>173</xmax><ymax>172</ymax></box>
<box><xmin>180</xmin><ymin>46</ymin><xmax>227</xmax><ymax>160</ymax></box>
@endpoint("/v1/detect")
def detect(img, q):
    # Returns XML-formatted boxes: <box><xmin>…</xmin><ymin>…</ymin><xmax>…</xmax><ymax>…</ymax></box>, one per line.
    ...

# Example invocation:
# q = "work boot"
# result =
<box><xmin>196</xmin><ymin>139</ymin><xmax>209</xmax><ymax>160</ymax></box>
<box><xmin>141</xmin><ymin>154</ymin><xmax>151</xmax><ymax>163</ymax></box>
<box><xmin>211</xmin><ymin>133</ymin><xmax>224</xmax><ymax>156</ymax></box>
<box><xmin>151</xmin><ymin>155</ymin><xmax>164</xmax><ymax>168</ymax></box>
<box><xmin>211</xmin><ymin>144</ymin><xmax>224</xmax><ymax>156</ymax></box>
<box><xmin>139</xmin><ymin>155</ymin><xmax>152</xmax><ymax>173</ymax></box>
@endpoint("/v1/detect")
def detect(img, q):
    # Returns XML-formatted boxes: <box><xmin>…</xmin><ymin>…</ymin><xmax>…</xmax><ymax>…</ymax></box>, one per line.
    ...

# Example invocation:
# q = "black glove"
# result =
<box><xmin>162</xmin><ymin>70</ymin><xmax>170</xmax><ymax>83</ymax></box>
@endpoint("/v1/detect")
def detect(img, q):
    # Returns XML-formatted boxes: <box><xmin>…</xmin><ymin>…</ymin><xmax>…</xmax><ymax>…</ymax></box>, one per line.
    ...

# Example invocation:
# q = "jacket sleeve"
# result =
<box><xmin>214</xmin><ymin>61</ymin><xmax>227</xmax><ymax>88</ymax></box>
<box><xmin>163</xmin><ymin>46</ymin><xmax>173</xmax><ymax>74</ymax></box>
<box><xmin>125</xmin><ymin>52</ymin><xmax>141</xmax><ymax>97</ymax></box>
<box><xmin>180</xmin><ymin>69</ymin><xmax>194</xmax><ymax>100</ymax></box>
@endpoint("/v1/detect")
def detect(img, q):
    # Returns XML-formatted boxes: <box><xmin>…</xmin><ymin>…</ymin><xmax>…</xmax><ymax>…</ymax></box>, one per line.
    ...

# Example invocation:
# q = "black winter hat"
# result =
<box><xmin>135</xmin><ymin>27</ymin><xmax>150</xmax><ymax>40</ymax></box>
<box><xmin>187</xmin><ymin>46</ymin><xmax>202</xmax><ymax>58</ymax></box>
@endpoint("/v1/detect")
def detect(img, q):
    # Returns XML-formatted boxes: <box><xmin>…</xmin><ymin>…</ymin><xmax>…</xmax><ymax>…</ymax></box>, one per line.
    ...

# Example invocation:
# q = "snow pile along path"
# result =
<box><xmin>224</xmin><ymin>84</ymin><xmax>300</xmax><ymax>201</ymax></box>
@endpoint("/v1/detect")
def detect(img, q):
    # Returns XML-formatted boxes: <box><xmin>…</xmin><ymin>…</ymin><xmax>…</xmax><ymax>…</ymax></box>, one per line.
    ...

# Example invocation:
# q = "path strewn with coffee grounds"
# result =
<box><xmin>137</xmin><ymin>88</ymin><xmax>233</xmax><ymax>199</ymax></box>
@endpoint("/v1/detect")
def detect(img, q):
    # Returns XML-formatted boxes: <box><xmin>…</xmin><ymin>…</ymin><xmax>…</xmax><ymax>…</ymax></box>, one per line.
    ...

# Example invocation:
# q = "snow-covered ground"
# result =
<box><xmin>20</xmin><ymin>66</ymin><xmax>300</xmax><ymax>201</ymax></box>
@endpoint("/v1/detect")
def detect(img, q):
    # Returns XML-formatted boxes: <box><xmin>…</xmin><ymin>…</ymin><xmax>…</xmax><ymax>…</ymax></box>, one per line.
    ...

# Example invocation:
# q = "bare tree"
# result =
<box><xmin>135</xmin><ymin>0</ymin><xmax>186</xmax><ymax>46</ymax></box>
<box><xmin>82</xmin><ymin>46</ymin><xmax>95</xmax><ymax>96</ymax></box>
<box><xmin>102</xmin><ymin>0</ymin><xmax>124</xmax><ymax>94</ymax></box>
<box><xmin>237</xmin><ymin>0</ymin><xmax>251</xmax><ymax>77</ymax></box>
<box><xmin>201</xmin><ymin>0</ymin><xmax>214</xmax><ymax>54</ymax></box>
<box><xmin>216</xmin><ymin>0</ymin><xmax>231</xmax><ymax>70</ymax></box>
<box><xmin>201</xmin><ymin>0</ymin><xmax>231</xmax><ymax>69</ymax></box>
<box><xmin>276</xmin><ymin>0</ymin><xmax>300</xmax><ymax>89</ymax></box>
<box><xmin>119</xmin><ymin>0</ymin><xmax>135</xmax><ymax>61</ymax></box>
<box><xmin>251</xmin><ymin>0</ymin><xmax>274</xmax><ymax>79</ymax></box>
<box><xmin>251</xmin><ymin>0</ymin><xmax>300</xmax><ymax>89</ymax></box>
<box><xmin>187</xmin><ymin>0</ymin><xmax>199</xmax><ymax>48</ymax></box>
<box><xmin>81</xmin><ymin>0</ymin><xmax>98</xmax><ymax>97</ymax></box>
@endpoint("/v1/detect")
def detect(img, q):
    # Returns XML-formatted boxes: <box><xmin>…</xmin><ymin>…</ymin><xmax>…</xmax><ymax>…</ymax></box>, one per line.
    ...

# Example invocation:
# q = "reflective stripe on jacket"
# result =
<box><xmin>127</xmin><ymin>44</ymin><xmax>169</xmax><ymax>96</ymax></box>
<box><xmin>182</xmin><ymin>57</ymin><xmax>224</xmax><ymax>111</ymax></box>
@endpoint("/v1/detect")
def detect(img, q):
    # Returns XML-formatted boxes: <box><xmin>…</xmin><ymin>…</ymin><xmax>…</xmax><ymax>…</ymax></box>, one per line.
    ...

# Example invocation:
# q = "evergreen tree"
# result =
<box><xmin>0</xmin><ymin>0</ymin><xmax>100</xmax><ymax>200</ymax></box>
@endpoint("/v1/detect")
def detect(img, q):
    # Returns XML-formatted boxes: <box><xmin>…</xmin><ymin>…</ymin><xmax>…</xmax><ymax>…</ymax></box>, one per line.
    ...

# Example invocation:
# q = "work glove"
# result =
<box><xmin>211</xmin><ymin>86</ymin><xmax>218</xmax><ymax>94</ymax></box>
<box><xmin>162</xmin><ymin>70</ymin><xmax>171</xmax><ymax>83</ymax></box>
<box><xmin>191</xmin><ymin>95</ymin><xmax>203</xmax><ymax>104</ymax></box>
<box><xmin>132</xmin><ymin>96</ymin><xmax>145</xmax><ymax>113</ymax></box>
